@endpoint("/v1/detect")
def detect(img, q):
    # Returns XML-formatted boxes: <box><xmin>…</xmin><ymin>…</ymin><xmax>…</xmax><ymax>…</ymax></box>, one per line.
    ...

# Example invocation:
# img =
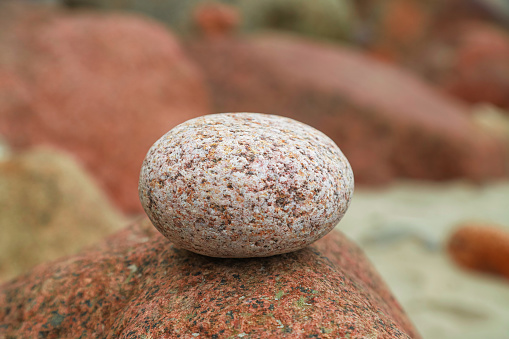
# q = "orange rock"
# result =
<box><xmin>0</xmin><ymin>5</ymin><xmax>210</xmax><ymax>213</ymax></box>
<box><xmin>375</xmin><ymin>0</ymin><xmax>431</xmax><ymax>60</ymax></box>
<box><xmin>193</xmin><ymin>2</ymin><xmax>240</xmax><ymax>38</ymax></box>
<box><xmin>448</xmin><ymin>223</ymin><xmax>509</xmax><ymax>280</ymax></box>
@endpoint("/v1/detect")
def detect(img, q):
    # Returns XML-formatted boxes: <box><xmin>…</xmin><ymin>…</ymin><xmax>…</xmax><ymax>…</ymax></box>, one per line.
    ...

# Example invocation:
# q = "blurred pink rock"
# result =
<box><xmin>359</xmin><ymin>0</ymin><xmax>432</xmax><ymax>63</ymax></box>
<box><xmin>0</xmin><ymin>5</ymin><xmax>210</xmax><ymax>214</ymax></box>
<box><xmin>186</xmin><ymin>34</ymin><xmax>508</xmax><ymax>185</ymax></box>
<box><xmin>418</xmin><ymin>21</ymin><xmax>509</xmax><ymax>109</ymax></box>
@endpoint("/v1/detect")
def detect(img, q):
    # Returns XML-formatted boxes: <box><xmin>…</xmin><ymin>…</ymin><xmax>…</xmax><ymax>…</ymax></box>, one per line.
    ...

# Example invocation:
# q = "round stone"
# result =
<box><xmin>138</xmin><ymin>113</ymin><xmax>354</xmax><ymax>257</ymax></box>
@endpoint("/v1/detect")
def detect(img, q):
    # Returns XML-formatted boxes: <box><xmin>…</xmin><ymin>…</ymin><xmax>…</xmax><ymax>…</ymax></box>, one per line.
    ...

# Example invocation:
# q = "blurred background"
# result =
<box><xmin>1</xmin><ymin>0</ymin><xmax>509</xmax><ymax>338</ymax></box>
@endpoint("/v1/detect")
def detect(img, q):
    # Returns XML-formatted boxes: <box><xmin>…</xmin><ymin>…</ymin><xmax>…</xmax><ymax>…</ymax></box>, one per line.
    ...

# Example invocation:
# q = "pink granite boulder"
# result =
<box><xmin>0</xmin><ymin>4</ymin><xmax>209</xmax><ymax>213</ymax></box>
<box><xmin>185</xmin><ymin>33</ymin><xmax>508</xmax><ymax>186</ymax></box>
<box><xmin>0</xmin><ymin>217</ymin><xmax>420</xmax><ymax>338</ymax></box>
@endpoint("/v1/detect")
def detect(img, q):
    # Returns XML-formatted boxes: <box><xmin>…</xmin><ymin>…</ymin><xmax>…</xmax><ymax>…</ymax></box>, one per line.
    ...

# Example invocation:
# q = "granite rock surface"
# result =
<box><xmin>0</xmin><ymin>217</ymin><xmax>420</xmax><ymax>338</ymax></box>
<box><xmin>139</xmin><ymin>113</ymin><xmax>354</xmax><ymax>258</ymax></box>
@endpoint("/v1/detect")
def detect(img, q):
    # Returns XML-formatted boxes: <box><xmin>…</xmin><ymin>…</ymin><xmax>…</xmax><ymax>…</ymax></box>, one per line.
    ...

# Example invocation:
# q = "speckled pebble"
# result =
<box><xmin>138</xmin><ymin>113</ymin><xmax>354</xmax><ymax>257</ymax></box>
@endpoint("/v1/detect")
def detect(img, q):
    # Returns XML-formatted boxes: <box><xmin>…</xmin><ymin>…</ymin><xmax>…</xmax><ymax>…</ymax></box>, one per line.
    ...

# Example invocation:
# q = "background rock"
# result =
<box><xmin>448</xmin><ymin>223</ymin><xmax>509</xmax><ymax>280</ymax></box>
<box><xmin>185</xmin><ymin>33</ymin><xmax>508</xmax><ymax>185</ymax></box>
<box><xmin>0</xmin><ymin>217</ymin><xmax>420</xmax><ymax>338</ymax></box>
<box><xmin>352</xmin><ymin>0</ymin><xmax>509</xmax><ymax>63</ymax></box>
<box><xmin>353</xmin><ymin>0</ymin><xmax>435</xmax><ymax>62</ymax></box>
<box><xmin>0</xmin><ymin>147</ymin><xmax>125</xmax><ymax>282</ymax></box>
<box><xmin>61</xmin><ymin>0</ymin><xmax>354</xmax><ymax>41</ymax></box>
<box><xmin>0</xmin><ymin>4</ymin><xmax>209</xmax><ymax>214</ymax></box>
<box><xmin>416</xmin><ymin>21</ymin><xmax>509</xmax><ymax>110</ymax></box>
<box><xmin>192</xmin><ymin>3</ymin><xmax>240</xmax><ymax>38</ymax></box>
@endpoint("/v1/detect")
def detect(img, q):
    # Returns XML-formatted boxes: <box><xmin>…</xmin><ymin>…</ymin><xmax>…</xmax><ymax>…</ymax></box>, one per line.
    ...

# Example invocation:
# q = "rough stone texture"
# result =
<box><xmin>0</xmin><ymin>4</ymin><xmax>209</xmax><ymax>213</ymax></box>
<box><xmin>0</xmin><ymin>217</ymin><xmax>420</xmax><ymax>338</ymax></box>
<box><xmin>139</xmin><ymin>113</ymin><xmax>354</xmax><ymax>258</ymax></box>
<box><xmin>0</xmin><ymin>147</ymin><xmax>125</xmax><ymax>282</ymax></box>
<box><xmin>448</xmin><ymin>223</ymin><xmax>509</xmax><ymax>280</ymax></box>
<box><xmin>185</xmin><ymin>33</ymin><xmax>508</xmax><ymax>186</ymax></box>
<box><xmin>417</xmin><ymin>21</ymin><xmax>509</xmax><ymax>110</ymax></box>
